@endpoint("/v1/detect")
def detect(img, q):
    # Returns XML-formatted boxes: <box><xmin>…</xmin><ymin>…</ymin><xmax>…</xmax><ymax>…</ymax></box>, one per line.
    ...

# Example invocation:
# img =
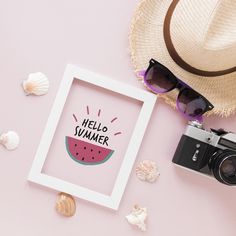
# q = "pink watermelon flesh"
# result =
<box><xmin>65</xmin><ymin>136</ymin><xmax>114</xmax><ymax>165</ymax></box>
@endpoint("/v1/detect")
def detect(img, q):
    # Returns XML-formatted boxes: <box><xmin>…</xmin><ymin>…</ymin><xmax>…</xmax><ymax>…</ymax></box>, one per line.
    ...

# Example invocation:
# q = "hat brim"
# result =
<box><xmin>129</xmin><ymin>0</ymin><xmax>236</xmax><ymax>117</ymax></box>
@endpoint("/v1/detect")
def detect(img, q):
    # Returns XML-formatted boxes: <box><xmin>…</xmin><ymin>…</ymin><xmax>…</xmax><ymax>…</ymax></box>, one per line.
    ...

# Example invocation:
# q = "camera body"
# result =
<box><xmin>172</xmin><ymin>121</ymin><xmax>236</xmax><ymax>185</ymax></box>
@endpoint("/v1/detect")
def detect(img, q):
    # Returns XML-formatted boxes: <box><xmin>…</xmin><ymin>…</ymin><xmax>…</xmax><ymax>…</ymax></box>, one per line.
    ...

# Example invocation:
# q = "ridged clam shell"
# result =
<box><xmin>0</xmin><ymin>131</ymin><xmax>20</xmax><ymax>150</ymax></box>
<box><xmin>55</xmin><ymin>192</ymin><xmax>76</xmax><ymax>217</ymax></box>
<box><xmin>135</xmin><ymin>160</ymin><xmax>159</xmax><ymax>183</ymax></box>
<box><xmin>126</xmin><ymin>204</ymin><xmax>148</xmax><ymax>231</ymax></box>
<box><xmin>23</xmin><ymin>72</ymin><xmax>49</xmax><ymax>95</ymax></box>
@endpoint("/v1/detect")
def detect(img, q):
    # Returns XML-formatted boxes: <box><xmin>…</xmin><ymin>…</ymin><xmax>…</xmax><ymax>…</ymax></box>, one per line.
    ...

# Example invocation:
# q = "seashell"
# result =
<box><xmin>55</xmin><ymin>192</ymin><xmax>76</xmax><ymax>217</ymax></box>
<box><xmin>126</xmin><ymin>204</ymin><xmax>148</xmax><ymax>231</ymax></box>
<box><xmin>0</xmin><ymin>131</ymin><xmax>20</xmax><ymax>150</ymax></box>
<box><xmin>136</xmin><ymin>160</ymin><xmax>160</xmax><ymax>183</ymax></box>
<box><xmin>22</xmin><ymin>72</ymin><xmax>49</xmax><ymax>95</ymax></box>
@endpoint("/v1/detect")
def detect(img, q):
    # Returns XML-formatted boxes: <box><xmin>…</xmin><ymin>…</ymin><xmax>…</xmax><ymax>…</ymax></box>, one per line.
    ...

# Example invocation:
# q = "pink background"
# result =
<box><xmin>1</xmin><ymin>0</ymin><xmax>236</xmax><ymax>235</ymax></box>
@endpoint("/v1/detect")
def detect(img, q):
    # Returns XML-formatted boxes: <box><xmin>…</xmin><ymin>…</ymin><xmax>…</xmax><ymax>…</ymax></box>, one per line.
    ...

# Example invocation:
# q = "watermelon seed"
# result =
<box><xmin>82</xmin><ymin>157</ymin><xmax>85</xmax><ymax>161</ymax></box>
<box><xmin>92</xmin><ymin>157</ymin><xmax>94</xmax><ymax>159</ymax></box>
<box><xmin>99</xmin><ymin>151</ymin><xmax>101</xmax><ymax>154</ymax></box>
<box><xmin>91</xmin><ymin>149</ymin><xmax>93</xmax><ymax>152</ymax></box>
<box><xmin>84</xmin><ymin>147</ymin><xmax>86</xmax><ymax>150</ymax></box>
<box><xmin>76</xmin><ymin>153</ymin><xmax>78</xmax><ymax>155</ymax></box>
<box><xmin>75</xmin><ymin>144</ymin><xmax>77</xmax><ymax>147</ymax></box>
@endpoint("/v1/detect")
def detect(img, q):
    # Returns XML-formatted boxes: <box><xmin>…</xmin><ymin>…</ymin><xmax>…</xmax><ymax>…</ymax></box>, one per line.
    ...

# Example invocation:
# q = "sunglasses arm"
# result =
<box><xmin>137</xmin><ymin>70</ymin><xmax>146</xmax><ymax>77</ymax></box>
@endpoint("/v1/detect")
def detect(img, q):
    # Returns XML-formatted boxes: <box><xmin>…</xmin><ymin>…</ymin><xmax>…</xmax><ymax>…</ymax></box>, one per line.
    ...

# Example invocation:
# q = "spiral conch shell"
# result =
<box><xmin>126</xmin><ymin>205</ymin><xmax>148</xmax><ymax>231</ymax></box>
<box><xmin>0</xmin><ymin>131</ymin><xmax>20</xmax><ymax>150</ymax></box>
<box><xmin>23</xmin><ymin>72</ymin><xmax>49</xmax><ymax>95</ymax></box>
<box><xmin>55</xmin><ymin>192</ymin><xmax>76</xmax><ymax>217</ymax></box>
<box><xmin>136</xmin><ymin>160</ymin><xmax>160</xmax><ymax>183</ymax></box>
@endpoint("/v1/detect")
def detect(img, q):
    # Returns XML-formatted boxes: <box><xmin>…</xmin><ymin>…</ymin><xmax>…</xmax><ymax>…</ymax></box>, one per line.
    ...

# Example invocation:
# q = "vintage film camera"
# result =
<box><xmin>173</xmin><ymin>121</ymin><xmax>236</xmax><ymax>185</ymax></box>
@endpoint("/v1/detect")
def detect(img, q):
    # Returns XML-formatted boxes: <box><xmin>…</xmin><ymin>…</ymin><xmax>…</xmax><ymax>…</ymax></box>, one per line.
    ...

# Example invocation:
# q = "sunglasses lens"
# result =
<box><xmin>178</xmin><ymin>88</ymin><xmax>207</xmax><ymax>118</ymax></box>
<box><xmin>145</xmin><ymin>65</ymin><xmax>177</xmax><ymax>93</ymax></box>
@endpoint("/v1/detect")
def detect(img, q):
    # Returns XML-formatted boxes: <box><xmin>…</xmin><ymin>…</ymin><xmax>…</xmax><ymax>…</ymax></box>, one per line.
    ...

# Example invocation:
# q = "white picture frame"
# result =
<box><xmin>28</xmin><ymin>64</ymin><xmax>157</xmax><ymax>210</ymax></box>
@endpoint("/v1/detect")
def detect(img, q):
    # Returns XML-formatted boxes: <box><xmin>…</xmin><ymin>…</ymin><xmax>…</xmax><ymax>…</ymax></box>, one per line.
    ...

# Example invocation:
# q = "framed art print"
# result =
<box><xmin>28</xmin><ymin>65</ymin><xmax>157</xmax><ymax>210</ymax></box>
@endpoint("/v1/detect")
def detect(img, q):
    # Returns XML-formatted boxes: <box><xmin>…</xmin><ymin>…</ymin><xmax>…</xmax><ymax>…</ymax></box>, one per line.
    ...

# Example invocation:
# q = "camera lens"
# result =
<box><xmin>209</xmin><ymin>150</ymin><xmax>236</xmax><ymax>185</ymax></box>
<box><xmin>221</xmin><ymin>159</ymin><xmax>236</xmax><ymax>177</ymax></box>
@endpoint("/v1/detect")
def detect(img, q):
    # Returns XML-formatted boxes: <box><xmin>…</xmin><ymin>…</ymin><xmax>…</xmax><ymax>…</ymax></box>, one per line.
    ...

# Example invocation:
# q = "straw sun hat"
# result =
<box><xmin>129</xmin><ymin>0</ymin><xmax>236</xmax><ymax>117</ymax></box>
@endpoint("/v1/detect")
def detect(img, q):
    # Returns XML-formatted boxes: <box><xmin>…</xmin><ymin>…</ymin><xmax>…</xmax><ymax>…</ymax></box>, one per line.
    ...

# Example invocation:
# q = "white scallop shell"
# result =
<box><xmin>55</xmin><ymin>192</ymin><xmax>76</xmax><ymax>217</ymax></box>
<box><xmin>0</xmin><ymin>131</ymin><xmax>20</xmax><ymax>150</ymax></box>
<box><xmin>126</xmin><ymin>205</ymin><xmax>148</xmax><ymax>231</ymax></box>
<box><xmin>136</xmin><ymin>160</ymin><xmax>160</xmax><ymax>183</ymax></box>
<box><xmin>23</xmin><ymin>72</ymin><xmax>49</xmax><ymax>95</ymax></box>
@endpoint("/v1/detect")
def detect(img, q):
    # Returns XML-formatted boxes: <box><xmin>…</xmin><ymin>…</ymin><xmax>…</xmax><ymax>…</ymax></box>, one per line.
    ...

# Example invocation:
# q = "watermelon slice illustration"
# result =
<box><xmin>65</xmin><ymin>136</ymin><xmax>114</xmax><ymax>165</ymax></box>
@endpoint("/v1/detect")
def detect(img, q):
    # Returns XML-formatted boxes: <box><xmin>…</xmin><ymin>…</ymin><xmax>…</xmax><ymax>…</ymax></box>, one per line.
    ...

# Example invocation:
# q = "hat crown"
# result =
<box><xmin>169</xmin><ymin>0</ymin><xmax>236</xmax><ymax>72</ymax></box>
<box><xmin>204</xmin><ymin>1</ymin><xmax>236</xmax><ymax>50</ymax></box>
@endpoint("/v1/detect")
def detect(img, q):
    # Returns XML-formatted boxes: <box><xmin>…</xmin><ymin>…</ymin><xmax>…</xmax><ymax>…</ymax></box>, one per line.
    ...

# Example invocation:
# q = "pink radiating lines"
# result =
<box><xmin>110</xmin><ymin>117</ymin><xmax>117</xmax><ymax>123</ymax></box>
<box><xmin>98</xmin><ymin>109</ymin><xmax>101</xmax><ymax>117</ymax></box>
<box><xmin>73</xmin><ymin>114</ymin><xmax>78</xmax><ymax>122</ymax></box>
<box><xmin>114</xmin><ymin>132</ymin><xmax>122</xmax><ymax>136</ymax></box>
<box><xmin>111</xmin><ymin>117</ymin><xmax>122</xmax><ymax>136</ymax></box>
<box><xmin>74</xmin><ymin>107</ymin><xmax>122</xmax><ymax>136</ymax></box>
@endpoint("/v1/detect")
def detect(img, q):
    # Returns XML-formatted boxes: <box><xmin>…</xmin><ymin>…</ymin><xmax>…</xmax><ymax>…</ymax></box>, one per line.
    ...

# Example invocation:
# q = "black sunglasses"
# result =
<box><xmin>140</xmin><ymin>59</ymin><xmax>214</xmax><ymax>120</ymax></box>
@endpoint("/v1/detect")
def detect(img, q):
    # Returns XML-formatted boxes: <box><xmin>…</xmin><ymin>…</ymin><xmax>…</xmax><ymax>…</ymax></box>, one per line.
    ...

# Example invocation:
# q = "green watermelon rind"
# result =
<box><xmin>65</xmin><ymin>137</ymin><xmax>114</xmax><ymax>165</ymax></box>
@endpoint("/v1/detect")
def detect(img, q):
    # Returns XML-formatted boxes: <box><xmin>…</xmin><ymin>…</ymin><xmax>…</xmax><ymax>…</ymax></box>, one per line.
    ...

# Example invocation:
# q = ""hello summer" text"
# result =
<box><xmin>74</xmin><ymin>118</ymin><xmax>109</xmax><ymax>146</ymax></box>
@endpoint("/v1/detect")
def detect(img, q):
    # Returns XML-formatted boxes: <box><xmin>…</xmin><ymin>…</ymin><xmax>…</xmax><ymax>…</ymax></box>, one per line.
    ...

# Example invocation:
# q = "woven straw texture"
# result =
<box><xmin>129</xmin><ymin>0</ymin><xmax>236</xmax><ymax>117</ymax></box>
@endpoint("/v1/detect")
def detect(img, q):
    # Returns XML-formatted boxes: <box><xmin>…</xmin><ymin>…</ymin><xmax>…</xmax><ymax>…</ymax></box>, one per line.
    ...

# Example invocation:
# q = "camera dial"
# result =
<box><xmin>188</xmin><ymin>120</ymin><xmax>203</xmax><ymax>129</ymax></box>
